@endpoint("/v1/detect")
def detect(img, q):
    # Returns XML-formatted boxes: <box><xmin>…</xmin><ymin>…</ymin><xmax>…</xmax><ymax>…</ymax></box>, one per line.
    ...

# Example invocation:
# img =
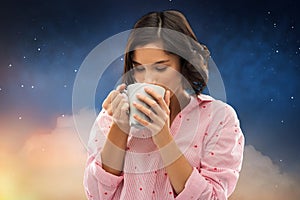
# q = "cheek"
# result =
<box><xmin>158</xmin><ymin>72</ymin><xmax>182</xmax><ymax>91</ymax></box>
<box><xmin>133</xmin><ymin>73</ymin><xmax>144</xmax><ymax>83</ymax></box>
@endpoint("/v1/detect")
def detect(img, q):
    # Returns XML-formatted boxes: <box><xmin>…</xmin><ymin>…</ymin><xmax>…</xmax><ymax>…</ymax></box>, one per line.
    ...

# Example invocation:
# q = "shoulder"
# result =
<box><xmin>196</xmin><ymin>94</ymin><xmax>239</xmax><ymax>120</ymax></box>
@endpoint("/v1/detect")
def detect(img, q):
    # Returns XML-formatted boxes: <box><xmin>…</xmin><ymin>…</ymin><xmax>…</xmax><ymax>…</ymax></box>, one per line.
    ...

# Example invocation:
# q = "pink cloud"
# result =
<box><xmin>230</xmin><ymin>145</ymin><xmax>300</xmax><ymax>200</ymax></box>
<box><xmin>0</xmin><ymin>111</ymin><xmax>89</xmax><ymax>199</ymax></box>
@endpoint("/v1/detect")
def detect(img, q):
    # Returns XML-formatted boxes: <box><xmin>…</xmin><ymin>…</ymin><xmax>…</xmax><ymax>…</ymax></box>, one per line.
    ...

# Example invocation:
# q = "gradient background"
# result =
<box><xmin>0</xmin><ymin>0</ymin><xmax>300</xmax><ymax>199</ymax></box>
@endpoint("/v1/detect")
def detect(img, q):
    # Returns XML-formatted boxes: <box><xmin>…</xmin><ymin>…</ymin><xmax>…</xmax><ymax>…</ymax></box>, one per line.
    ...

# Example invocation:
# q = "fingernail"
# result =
<box><xmin>145</xmin><ymin>87</ymin><xmax>151</xmax><ymax>91</ymax></box>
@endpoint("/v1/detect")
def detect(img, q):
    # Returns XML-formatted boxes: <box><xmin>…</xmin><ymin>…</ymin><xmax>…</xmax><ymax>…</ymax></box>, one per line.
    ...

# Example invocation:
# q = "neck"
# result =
<box><xmin>169</xmin><ymin>90</ymin><xmax>190</xmax><ymax>125</ymax></box>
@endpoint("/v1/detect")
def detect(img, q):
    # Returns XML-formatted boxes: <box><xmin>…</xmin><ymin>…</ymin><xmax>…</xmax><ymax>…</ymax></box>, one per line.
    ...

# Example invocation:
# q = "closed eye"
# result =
<box><xmin>133</xmin><ymin>65</ymin><xmax>145</xmax><ymax>72</ymax></box>
<box><xmin>155</xmin><ymin>65</ymin><xmax>167</xmax><ymax>72</ymax></box>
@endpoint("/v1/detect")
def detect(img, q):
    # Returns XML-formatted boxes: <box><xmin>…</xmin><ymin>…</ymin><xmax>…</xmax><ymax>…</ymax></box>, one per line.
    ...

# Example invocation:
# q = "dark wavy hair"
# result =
<box><xmin>123</xmin><ymin>10</ymin><xmax>210</xmax><ymax>95</ymax></box>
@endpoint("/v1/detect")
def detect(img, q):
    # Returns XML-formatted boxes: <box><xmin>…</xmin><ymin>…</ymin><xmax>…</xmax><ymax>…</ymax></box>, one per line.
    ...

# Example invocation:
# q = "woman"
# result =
<box><xmin>84</xmin><ymin>10</ymin><xmax>244</xmax><ymax>200</ymax></box>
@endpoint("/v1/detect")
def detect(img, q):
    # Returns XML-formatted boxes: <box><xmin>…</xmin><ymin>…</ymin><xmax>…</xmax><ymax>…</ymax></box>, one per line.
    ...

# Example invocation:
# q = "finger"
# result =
<box><xmin>133</xmin><ymin>101</ymin><xmax>152</xmax><ymax>116</ymax></box>
<box><xmin>111</xmin><ymin>93</ymin><xmax>125</xmax><ymax>111</ymax></box>
<box><xmin>120</xmin><ymin>100</ymin><xmax>129</xmax><ymax>116</ymax></box>
<box><xmin>102</xmin><ymin>91</ymin><xmax>113</xmax><ymax>110</ymax></box>
<box><xmin>136</xmin><ymin>94</ymin><xmax>158</xmax><ymax>109</ymax></box>
<box><xmin>164</xmin><ymin>90</ymin><xmax>171</xmax><ymax>107</ymax></box>
<box><xmin>133</xmin><ymin>101</ymin><xmax>161</xmax><ymax>123</ymax></box>
<box><xmin>133</xmin><ymin>113</ymin><xmax>164</xmax><ymax>135</ymax></box>
<box><xmin>116</xmin><ymin>84</ymin><xmax>127</xmax><ymax>92</ymax></box>
<box><xmin>102</xmin><ymin>95</ymin><xmax>114</xmax><ymax>115</ymax></box>
<box><xmin>102</xmin><ymin>97</ymin><xmax>110</xmax><ymax>110</ymax></box>
<box><xmin>117</xmin><ymin>84</ymin><xmax>128</xmax><ymax>101</ymax></box>
<box><xmin>136</xmin><ymin>94</ymin><xmax>163</xmax><ymax>116</ymax></box>
<box><xmin>144</xmin><ymin>87</ymin><xmax>169</xmax><ymax>113</ymax></box>
<box><xmin>133</xmin><ymin>113</ymin><xmax>150</xmax><ymax>127</ymax></box>
<box><xmin>103</xmin><ymin>90</ymin><xmax>124</xmax><ymax>115</ymax></box>
<box><xmin>103</xmin><ymin>90</ymin><xmax>119</xmax><ymax>108</ymax></box>
<box><xmin>164</xmin><ymin>90</ymin><xmax>171</xmax><ymax>115</ymax></box>
<box><xmin>114</xmin><ymin>99</ymin><xmax>128</xmax><ymax>117</ymax></box>
<box><xmin>113</xmin><ymin>98</ymin><xmax>129</xmax><ymax>119</ymax></box>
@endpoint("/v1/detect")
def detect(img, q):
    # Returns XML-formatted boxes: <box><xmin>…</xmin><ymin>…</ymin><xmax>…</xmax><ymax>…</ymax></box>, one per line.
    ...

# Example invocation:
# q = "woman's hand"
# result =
<box><xmin>133</xmin><ymin>87</ymin><xmax>171</xmax><ymax>146</ymax></box>
<box><xmin>102</xmin><ymin>84</ymin><xmax>130</xmax><ymax>134</ymax></box>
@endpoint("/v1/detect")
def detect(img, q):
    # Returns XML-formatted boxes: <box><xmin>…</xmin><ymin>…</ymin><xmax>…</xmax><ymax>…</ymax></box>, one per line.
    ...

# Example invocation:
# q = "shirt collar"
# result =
<box><xmin>180</xmin><ymin>94</ymin><xmax>213</xmax><ymax>115</ymax></box>
<box><xmin>197</xmin><ymin>93</ymin><xmax>214</xmax><ymax>102</ymax></box>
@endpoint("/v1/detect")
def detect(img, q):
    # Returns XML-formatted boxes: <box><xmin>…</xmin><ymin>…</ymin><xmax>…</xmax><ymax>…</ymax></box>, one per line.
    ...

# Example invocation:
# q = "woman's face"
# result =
<box><xmin>131</xmin><ymin>43</ymin><xmax>183</xmax><ymax>94</ymax></box>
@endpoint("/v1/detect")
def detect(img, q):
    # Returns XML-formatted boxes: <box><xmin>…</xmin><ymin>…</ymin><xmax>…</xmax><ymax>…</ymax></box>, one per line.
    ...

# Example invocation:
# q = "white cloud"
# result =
<box><xmin>230</xmin><ymin>145</ymin><xmax>300</xmax><ymax>200</ymax></box>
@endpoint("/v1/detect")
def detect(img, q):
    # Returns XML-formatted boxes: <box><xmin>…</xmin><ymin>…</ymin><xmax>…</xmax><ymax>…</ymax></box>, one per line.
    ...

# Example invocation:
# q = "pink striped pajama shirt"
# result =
<box><xmin>83</xmin><ymin>94</ymin><xmax>244</xmax><ymax>200</ymax></box>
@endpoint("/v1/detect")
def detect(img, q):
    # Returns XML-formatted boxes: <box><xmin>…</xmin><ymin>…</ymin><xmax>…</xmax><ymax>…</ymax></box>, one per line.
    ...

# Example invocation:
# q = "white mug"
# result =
<box><xmin>127</xmin><ymin>83</ymin><xmax>166</xmax><ymax>128</ymax></box>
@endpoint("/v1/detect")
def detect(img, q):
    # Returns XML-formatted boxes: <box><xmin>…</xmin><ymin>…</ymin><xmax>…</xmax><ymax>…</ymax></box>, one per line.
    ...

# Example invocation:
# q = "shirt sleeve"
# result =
<box><xmin>176</xmin><ymin>102</ymin><xmax>245</xmax><ymax>200</ymax></box>
<box><xmin>83</xmin><ymin>110</ymin><xmax>124</xmax><ymax>200</ymax></box>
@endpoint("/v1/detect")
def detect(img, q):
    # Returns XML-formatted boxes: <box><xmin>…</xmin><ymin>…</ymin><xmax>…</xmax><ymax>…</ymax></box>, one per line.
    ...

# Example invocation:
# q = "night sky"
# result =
<box><xmin>0</xmin><ymin>0</ymin><xmax>300</xmax><ymax>198</ymax></box>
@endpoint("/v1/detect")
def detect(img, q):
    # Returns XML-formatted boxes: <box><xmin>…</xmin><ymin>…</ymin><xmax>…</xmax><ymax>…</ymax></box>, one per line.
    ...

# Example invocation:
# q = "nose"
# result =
<box><xmin>144</xmin><ymin>70</ymin><xmax>156</xmax><ymax>84</ymax></box>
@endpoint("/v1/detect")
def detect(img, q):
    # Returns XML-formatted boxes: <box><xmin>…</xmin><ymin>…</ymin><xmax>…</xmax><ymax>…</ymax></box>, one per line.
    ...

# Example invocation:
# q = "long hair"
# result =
<box><xmin>123</xmin><ymin>10</ymin><xmax>210</xmax><ymax>94</ymax></box>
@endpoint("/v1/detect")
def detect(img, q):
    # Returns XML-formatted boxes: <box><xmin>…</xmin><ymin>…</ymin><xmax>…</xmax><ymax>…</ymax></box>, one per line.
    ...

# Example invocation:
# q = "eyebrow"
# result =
<box><xmin>132</xmin><ymin>59</ymin><xmax>170</xmax><ymax>66</ymax></box>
